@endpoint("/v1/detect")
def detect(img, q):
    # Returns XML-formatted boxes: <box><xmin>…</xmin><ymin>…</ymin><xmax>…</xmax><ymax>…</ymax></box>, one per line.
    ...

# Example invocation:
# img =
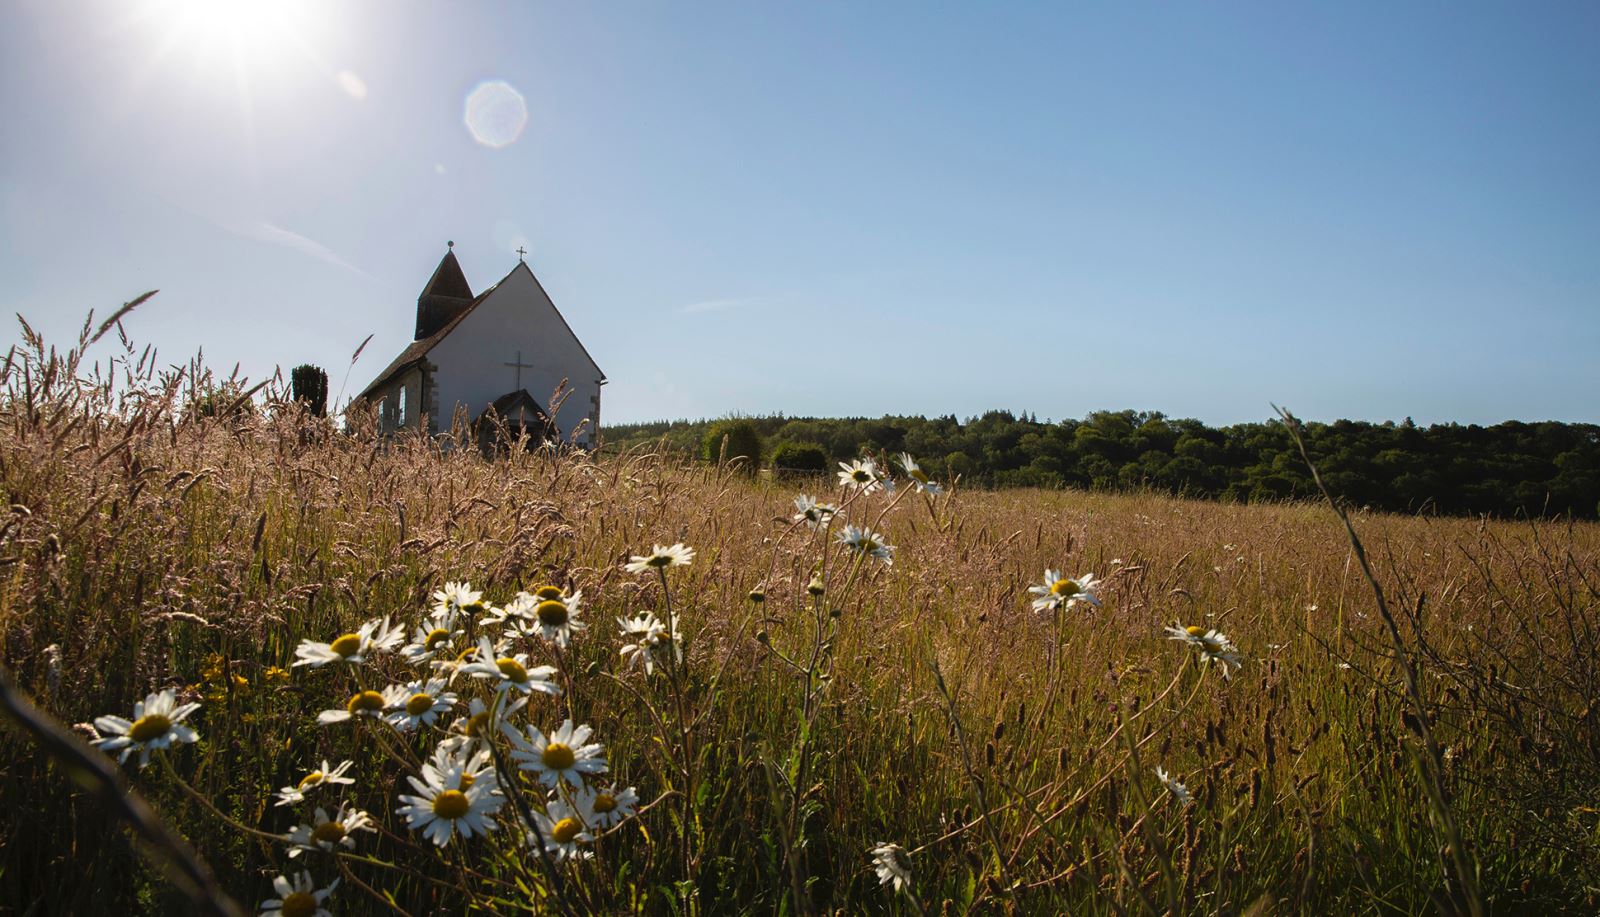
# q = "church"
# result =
<box><xmin>357</xmin><ymin>244</ymin><xmax>605</xmax><ymax>448</ymax></box>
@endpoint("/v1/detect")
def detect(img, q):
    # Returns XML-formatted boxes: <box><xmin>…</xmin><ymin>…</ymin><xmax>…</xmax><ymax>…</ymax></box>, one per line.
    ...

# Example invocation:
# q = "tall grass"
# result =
<box><xmin>2</xmin><ymin>309</ymin><xmax>1598</xmax><ymax>913</ymax></box>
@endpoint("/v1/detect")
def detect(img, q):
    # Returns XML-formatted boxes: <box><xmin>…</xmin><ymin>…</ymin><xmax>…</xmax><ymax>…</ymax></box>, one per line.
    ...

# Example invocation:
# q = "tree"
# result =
<box><xmin>770</xmin><ymin>442</ymin><xmax>829</xmax><ymax>476</ymax></box>
<box><xmin>702</xmin><ymin>419</ymin><xmax>763</xmax><ymax>475</ymax></box>
<box><xmin>290</xmin><ymin>364</ymin><xmax>329</xmax><ymax>417</ymax></box>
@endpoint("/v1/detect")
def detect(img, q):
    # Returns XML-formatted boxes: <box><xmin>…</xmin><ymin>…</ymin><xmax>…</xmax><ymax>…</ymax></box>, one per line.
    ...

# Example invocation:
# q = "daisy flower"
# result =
<box><xmin>433</xmin><ymin>581</ymin><xmax>486</xmax><ymax>615</ymax></box>
<box><xmin>444</xmin><ymin>695</ymin><xmax>526</xmax><ymax>753</ymax></box>
<box><xmin>259</xmin><ymin>871</ymin><xmax>336</xmax><ymax>917</ymax></box>
<box><xmin>426</xmin><ymin>742</ymin><xmax>499</xmax><ymax>795</ymax></box>
<box><xmin>530</xmin><ymin>795</ymin><xmax>593</xmax><ymax>861</ymax></box>
<box><xmin>458</xmin><ymin>637</ymin><xmax>560</xmax><ymax>697</ymax></box>
<box><xmin>1027</xmin><ymin>570</ymin><xmax>1102</xmax><ymax>613</ymax></box>
<box><xmin>274</xmin><ymin>759</ymin><xmax>356</xmax><ymax>807</ymax></box>
<box><xmin>624</xmin><ymin>543</ymin><xmax>695</xmax><ymax>574</ymax></box>
<box><xmin>400</xmin><ymin>607</ymin><xmax>464</xmax><ymax>665</ymax></box>
<box><xmin>476</xmin><ymin>592</ymin><xmax>527</xmax><ymax>629</ymax></box>
<box><xmin>396</xmin><ymin>749</ymin><xmax>504</xmax><ymax>845</ymax></box>
<box><xmin>793</xmin><ymin>495</ymin><xmax>838</xmax><ymax>531</ymax></box>
<box><xmin>521</xmin><ymin>589</ymin><xmax>586</xmax><ymax>648</ymax></box>
<box><xmin>383</xmin><ymin>678</ymin><xmax>458</xmax><ymax>731</ymax></box>
<box><xmin>576</xmin><ymin>783</ymin><xmax>639</xmax><ymax>830</ymax></box>
<box><xmin>317</xmin><ymin>689</ymin><xmax>389</xmax><ymax>725</ymax></box>
<box><xmin>837</xmin><ymin>458</ymin><xmax>884</xmax><ymax>493</ymax></box>
<box><xmin>1164</xmin><ymin>624</ymin><xmax>1243</xmax><ymax>678</ymax></box>
<box><xmin>870</xmin><ymin>842</ymin><xmax>913</xmax><ymax>894</ymax></box>
<box><xmin>1155</xmin><ymin>766</ymin><xmax>1193</xmax><ymax>807</ymax></box>
<box><xmin>897</xmin><ymin>453</ymin><xmax>943</xmax><ymax>495</ymax></box>
<box><xmin>292</xmin><ymin>616</ymin><xmax>404</xmax><ymax>668</ymax></box>
<box><xmin>507</xmin><ymin>718</ymin><xmax>607</xmax><ymax>788</ymax></box>
<box><xmin>617</xmin><ymin>612</ymin><xmax>681</xmax><ymax>677</ymax></box>
<box><xmin>92</xmin><ymin>689</ymin><xmax>200</xmax><ymax>769</ymax></box>
<box><xmin>285</xmin><ymin>801</ymin><xmax>376</xmax><ymax>857</ymax></box>
<box><xmin>837</xmin><ymin>525</ymin><xmax>894</xmax><ymax>566</ymax></box>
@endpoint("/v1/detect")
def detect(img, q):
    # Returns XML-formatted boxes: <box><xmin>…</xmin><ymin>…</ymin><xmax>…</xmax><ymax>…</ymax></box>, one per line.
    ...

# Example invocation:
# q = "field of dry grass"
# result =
<box><xmin>3</xmin><ymin>318</ymin><xmax>1599</xmax><ymax>915</ymax></box>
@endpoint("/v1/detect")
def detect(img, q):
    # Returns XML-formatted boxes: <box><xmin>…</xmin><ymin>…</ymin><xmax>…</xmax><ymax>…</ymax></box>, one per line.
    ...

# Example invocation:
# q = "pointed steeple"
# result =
<box><xmin>414</xmin><ymin>242</ymin><xmax>474</xmax><ymax>339</ymax></box>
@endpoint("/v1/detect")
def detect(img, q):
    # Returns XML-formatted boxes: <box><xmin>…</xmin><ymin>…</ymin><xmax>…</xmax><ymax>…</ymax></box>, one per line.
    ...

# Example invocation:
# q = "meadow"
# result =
<box><xmin>2</xmin><ymin>315</ymin><xmax>1599</xmax><ymax>915</ymax></box>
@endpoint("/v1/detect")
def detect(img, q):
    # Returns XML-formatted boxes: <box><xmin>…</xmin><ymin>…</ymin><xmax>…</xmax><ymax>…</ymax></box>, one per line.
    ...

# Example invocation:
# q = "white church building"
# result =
<box><xmin>357</xmin><ymin>244</ymin><xmax>605</xmax><ymax>448</ymax></box>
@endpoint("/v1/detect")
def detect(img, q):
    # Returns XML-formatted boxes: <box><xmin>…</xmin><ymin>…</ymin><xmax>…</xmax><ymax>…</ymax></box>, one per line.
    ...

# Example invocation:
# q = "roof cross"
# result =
<box><xmin>504</xmin><ymin>350</ymin><xmax>534</xmax><ymax>391</ymax></box>
<box><xmin>516</xmin><ymin>246</ymin><xmax>527</xmax><ymax>262</ymax></box>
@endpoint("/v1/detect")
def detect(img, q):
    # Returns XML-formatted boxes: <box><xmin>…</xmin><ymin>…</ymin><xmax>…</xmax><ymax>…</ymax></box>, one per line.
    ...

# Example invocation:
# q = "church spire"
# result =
<box><xmin>414</xmin><ymin>243</ymin><xmax>474</xmax><ymax>339</ymax></box>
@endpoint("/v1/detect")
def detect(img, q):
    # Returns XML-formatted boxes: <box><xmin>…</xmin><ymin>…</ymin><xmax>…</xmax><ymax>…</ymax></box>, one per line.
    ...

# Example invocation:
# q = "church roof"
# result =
<box><xmin>420</xmin><ymin>249</ymin><xmax>473</xmax><ymax>301</ymax></box>
<box><xmin>357</xmin><ymin>261</ymin><xmax>606</xmax><ymax>402</ymax></box>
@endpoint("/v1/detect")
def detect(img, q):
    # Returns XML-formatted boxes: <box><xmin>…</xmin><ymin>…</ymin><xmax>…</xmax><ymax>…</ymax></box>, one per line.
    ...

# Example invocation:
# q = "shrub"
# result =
<box><xmin>290</xmin><ymin>364</ymin><xmax>329</xmax><ymax>417</ymax></box>
<box><xmin>701</xmin><ymin>419</ymin><xmax>763</xmax><ymax>473</ymax></box>
<box><xmin>770</xmin><ymin>441</ymin><xmax>829</xmax><ymax>476</ymax></box>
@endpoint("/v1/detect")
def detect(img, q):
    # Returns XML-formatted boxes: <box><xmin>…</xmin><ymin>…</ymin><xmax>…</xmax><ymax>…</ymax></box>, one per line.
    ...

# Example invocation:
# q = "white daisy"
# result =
<box><xmin>1155</xmin><ymin>766</ymin><xmax>1193</xmax><ymax>807</ymax></box>
<box><xmin>259</xmin><ymin>871</ymin><xmax>336</xmax><ymax>917</ymax></box>
<box><xmin>285</xmin><ymin>801</ymin><xmax>376</xmax><ymax>857</ymax></box>
<box><xmin>1164</xmin><ymin>624</ymin><xmax>1243</xmax><ymax>678</ymax></box>
<box><xmin>274</xmin><ymin>759</ymin><xmax>356</xmax><ymax>807</ymax></box>
<box><xmin>870</xmin><ymin>842</ymin><xmax>913</xmax><ymax>894</ymax></box>
<box><xmin>458</xmin><ymin>637</ymin><xmax>561</xmax><ymax>697</ymax></box>
<box><xmin>432</xmin><ymin>581</ymin><xmax>486</xmax><ymax>615</ymax></box>
<box><xmin>837</xmin><ymin>525</ymin><xmax>894</xmax><ymax>566</ymax></box>
<box><xmin>292</xmin><ymin>616</ymin><xmax>405</xmax><ymax>668</ymax></box>
<box><xmin>444</xmin><ymin>695</ymin><xmax>526</xmax><ymax>753</ymax></box>
<box><xmin>396</xmin><ymin>748</ymin><xmax>504</xmax><ymax>845</ymax></box>
<box><xmin>624</xmin><ymin>543</ymin><xmax>695</xmax><ymax>574</ymax></box>
<box><xmin>400</xmin><ymin>607</ymin><xmax>464</xmax><ymax>665</ymax></box>
<box><xmin>897</xmin><ymin>453</ymin><xmax>943</xmax><ymax>495</ymax></box>
<box><xmin>519</xmin><ymin>590</ymin><xmax>586</xmax><ymax>648</ymax></box>
<box><xmin>617</xmin><ymin>611</ymin><xmax>681</xmax><ymax>677</ymax></box>
<box><xmin>92</xmin><ymin>689</ymin><xmax>201</xmax><ymax>769</ymax></box>
<box><xmin>837</xmin><ymin>458</ymin><xmax>884</xmax><ymax>493</ymax></box>
<box><xmin>576</xmin><ymin>783</ymin><xmax>639</xmax><ymax>830</ymax></box>
<box><xmin>507</xmin><ymin>718</ymin><xmax>607</xmax><ymax>788</ymax></box>
<box><xmin>477</xmin><ymin>592</ymin><xmax>527</xmax><ymax>629</ymax></box>
<box><xmin>383</xmin><ymin>678</ymin><xmax>458</xmax><ymax>731</ymax></box>
<box><xmin>316</xmin><ymin>689</ymin><xmax>389</xmax><ymax>725</ymax></box>
<box><xmin>530</xmin><ymin>795</ymin><xmax>593</xmax><ymax>861</ymax></box>
<box><xmin>1027</xmin><ymin>570</ymin><xmax>1102</xmax><ymax>613</ymax></box>
<box><xmin>792</xmin><ymin>495</ymin><xmax>838</xmax><ymax>530</ymax></box>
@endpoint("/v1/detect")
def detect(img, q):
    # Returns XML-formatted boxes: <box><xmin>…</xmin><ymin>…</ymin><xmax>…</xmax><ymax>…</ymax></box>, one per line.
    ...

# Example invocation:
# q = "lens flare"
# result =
<box><xmin>464</xmin><ymin>80</ymin><xmax>528</xmax><ymax>149</ymax></box>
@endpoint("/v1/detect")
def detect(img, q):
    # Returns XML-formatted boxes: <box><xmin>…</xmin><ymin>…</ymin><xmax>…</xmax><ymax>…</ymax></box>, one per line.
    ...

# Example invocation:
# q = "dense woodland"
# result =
<box><xmin>602</xmin><ymin>411</ymin><xmax>1600</xmax><ymax>519</ymax></box>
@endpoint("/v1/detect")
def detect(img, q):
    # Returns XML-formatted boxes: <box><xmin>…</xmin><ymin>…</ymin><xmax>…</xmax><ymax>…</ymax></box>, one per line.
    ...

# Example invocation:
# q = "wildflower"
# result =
<box><xmin>400</xmin><ymin>607</ymin><xmax>464</xmax><ymax>665</ymax></box>
<box><xmin>1028</xmin><ymin>570</ymin><xmax>1101</xmax><ymax>613</ymax></box>
<box><xmin>445</xmin><ymin>695</ymin><xmax>526</xmax><ymax>753</ymax></box>
<box><xmin>1164</xmin><ymin>624</ymin><xmax>1243</xmax><ymax>678</ymax></box>
<box><xmin>259</xmin><ymin>871</ymin><xmax>336</xmax><ymax>917</ymax></box>
<box><xmin>92</xmin><ymin>689</ymin><xmax>200</xmax><ymax>769</ymax></box>
<box><xmin>275</xmin><ymin>759</ymin><xmax>356</xmax><ymax>807</ymax></box>
<box><xmin>870</xmin><ymin>842</ymin><xmax>913</xmax><ymax>894</ymax></box>
<box><xmin>1156</xmin><ymin>766</ymin><xmax>1193</xmax><ymax>807</ymax></box>
<box><xmin>793</xmin><ymin>495</ymin><xmax>838</xmax><ymax>530</ymax></box>
<box><xmin>507</xmin><ymin>718</ymin><xmax>607</xmax><ymax>788</ymax></box>
<box><xmin>427</xmin><ymin>742</ymin><xmax>499</xmax><ymax>796</ymax></box>
<box><xmin>285</xmin><ymin>802</ymin><xmax>375</xmax><ymax>857</ymax></box>
<box><xmin>837</xmin><ymin>458</ymin><xmax>884</xmax><ymax>493</ymax></box>
<box><xmin>433</xmin><ymin>581</ymin><xmax>486</xmax><ymax>615</ymax></box>
<box><xmin>624</xmin><ymin>543</ymin><xmax>695</xmax><ymax>574</ymax></box>
<box><xmin>317</xmin><ymin>689</ymin><xmax>389</xmax><ymax>725</ymax></box>
<box><xmin>529</xmin><ymin>795</ymin><xmax>593</xmax><ymax>860</ymax></box>
<box><xmin>897</xmin><ymin>453</ymin><xmax>943</xmax><ymax>495</ymax></box>
<box><xmin>521</xmin><ymin>589</ymin><xmax>586</xmax><ymax>648</ymax></box>
<box><xmin>384</xmin><ymin>678</ymin><xmax>458</xmax><ymax>731</ymax></box>
<box><xmin>396</xmin><ymin>748</ymin><xmax>504</xmax><ymax>845</ymax></box>
<box><xmin>477</xmin><ymin>593</ymin><xmax>526</xmax><ymax>629</ymax></box>
<box><xmin>263</xmin><ymin>666</ymin><xmax>291</xmax><ymax>684</ymax></box>
<box><xmin>458</xmin><ymin>637</ymin><xmax>561</xmax><ymax>697</ymax></box>
<box><xmin>292</xmin><ymin>616</ymin><xmax>404</xmax><ymax>668</ymax></box>
<box><xmin>576</xmin><ymin>783</ymin><xmax>639</xmax><ymax>830</ymax></box>
<box><xmin>837</xmin><ymin>525</ymin><xmax>894</xmax><ymax>566</ymax></box>
<box><xmin>617</xmin><ymin>612</ymin><xmax>681</xmax><ymax>676</ymax></box>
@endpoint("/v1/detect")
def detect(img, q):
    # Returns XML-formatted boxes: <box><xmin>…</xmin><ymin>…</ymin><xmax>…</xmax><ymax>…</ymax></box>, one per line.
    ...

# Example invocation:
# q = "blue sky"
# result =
<box><xmin>3</xmin><ymin>1</ymin><xmax>1596</xmax><ymax>426</ymax></box>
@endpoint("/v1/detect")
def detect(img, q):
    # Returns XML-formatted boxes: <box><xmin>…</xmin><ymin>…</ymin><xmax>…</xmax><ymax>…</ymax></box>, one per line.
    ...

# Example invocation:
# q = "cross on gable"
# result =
<box><xmin>516</xmin><ymin>246</ymin><xmax>527</xmax><ymax>262</ymax></box>
<box><xmin>504</xmin><ymin>350</ymin><xmax>535</xmax><ymax>391</ymax></box>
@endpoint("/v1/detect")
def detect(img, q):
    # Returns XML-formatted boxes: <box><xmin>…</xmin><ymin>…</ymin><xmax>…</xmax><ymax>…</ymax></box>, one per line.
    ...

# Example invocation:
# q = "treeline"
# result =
<box><xmin>602</xmin><ymin>410</ymin><xmax>1600</xmax><ymax>519</ymax></box>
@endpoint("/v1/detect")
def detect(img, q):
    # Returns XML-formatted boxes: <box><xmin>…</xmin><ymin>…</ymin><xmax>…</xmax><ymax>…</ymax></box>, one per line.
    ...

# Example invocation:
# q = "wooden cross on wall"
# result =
<box><xmin>504</xmin><ymin>350</ymin><xmax>534</xmax><ymax>391</ymax></box>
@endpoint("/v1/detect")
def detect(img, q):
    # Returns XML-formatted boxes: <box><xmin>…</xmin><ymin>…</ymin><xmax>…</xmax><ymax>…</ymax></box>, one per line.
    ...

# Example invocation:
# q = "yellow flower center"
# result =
<box><xmin>645</xmin><ymin>554</ymin><xmax>672</xmax><ymax>568</ymax></box>
<box><xmin>851</xmin><ymin>469</ymin><xmax>872</xmax><ymax>482</ymax></box>
<box><xmin>329</xmin><ymin>633</ymin><xmax>362</xmax><ymax>657</ymax></box>
<box><xmin>551</xmin><ymin>816</ymin><xmax>583</xmax><ymax>844</ymax></box>
<box><xmin>541</xmin><ymin>742</ymin><xmax>577</xmax><ymax>771</ymax></box>
<box><xmin>534</xmin><ymin>585</ymin><xmax>564</xmax><ymax>600</ymax></box>
<box><xmin>127</xmin><ymin>714</ymin><xmax>172</xmax><ymax>743</ymax></box>
<box><xmin>465</xmin><ymin>711</ymin><xmax>490</xmax><ymax>737</ymax></box>
<box><xmin>405</xmin><ymin>693</ymin><xmax>436</xmax><ymax>717</ymax></box>
<box><xmin>347</xmin><ymin>690</ymin><xmax>385</xmax><ymax>714</ymax></box>
<box><xmin>279</xmin><ymin>891</ymin><xmax>318</xmax><ymax>917</ymax></box>
<box><xmin>425</xmin><ymin>628</ymin><xmax>452</xmax><ymax>650</ymax></box>
<box><xmin>432</xmin><ymin>789</ymin><xmax>471</xmax><ymax>820</ymax></box>
<box><xmin>536</xmin><ymin>600</ymin><xmax>569</xmax><ymax>627</ymax></box>
<box><xmin>298</xmin><ymin>771</ymin><xmax>324</xmax><ymax>790</ymax></box>
<box><xmin>311</xmin><ymin>821</ymin><xmax>347</xmax><ymax>845</ymax></box>
<box><xmin>1185</xmin><ymin>625</ymin><xmax>1206</xmax><ymax>637</ymax></box>
<box><xmin>910</xmin><ymin>467</ymin><xmax>929</xmax><ymax>484</ymax></box>
<box><xmin>458</xmin><ymin>772</ymin><xmax>476</xmax><ymax>791</ymax></box>
<box><xmin>496</xmin><ymin>657</ymin><xmax>528</xmax><ymax>683</ymax></box>
<box><xmin>592</xmin><ymin>793</ymin><xmax>617</xmax><ymax>814</ymax></box>
<box><xmin>1051</xmin><ymin>579</ymin><xmax>1081</xmax><ymax>597</ymax></box>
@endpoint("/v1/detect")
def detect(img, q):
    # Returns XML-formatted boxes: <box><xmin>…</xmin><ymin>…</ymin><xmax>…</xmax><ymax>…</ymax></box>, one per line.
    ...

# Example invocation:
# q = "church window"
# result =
<box><xmin>398</xmin><ymin>384</ymin><xmax>408</xmax><ymax>427</ymax></box>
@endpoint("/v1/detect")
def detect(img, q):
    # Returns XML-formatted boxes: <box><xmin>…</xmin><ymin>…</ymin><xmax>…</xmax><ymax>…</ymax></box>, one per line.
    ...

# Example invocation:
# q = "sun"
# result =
<box><xmin>131</xmin><ymin>0</ymin><xmax>325</xmax><ymax>81</ymax></box>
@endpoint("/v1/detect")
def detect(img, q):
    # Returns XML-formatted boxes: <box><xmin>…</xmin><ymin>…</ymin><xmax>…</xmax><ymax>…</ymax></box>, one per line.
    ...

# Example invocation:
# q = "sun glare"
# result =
<box><xmin>134</xmin><ymin>0</ymin><xmax>324</xmax><ymax>78</ymax></box>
